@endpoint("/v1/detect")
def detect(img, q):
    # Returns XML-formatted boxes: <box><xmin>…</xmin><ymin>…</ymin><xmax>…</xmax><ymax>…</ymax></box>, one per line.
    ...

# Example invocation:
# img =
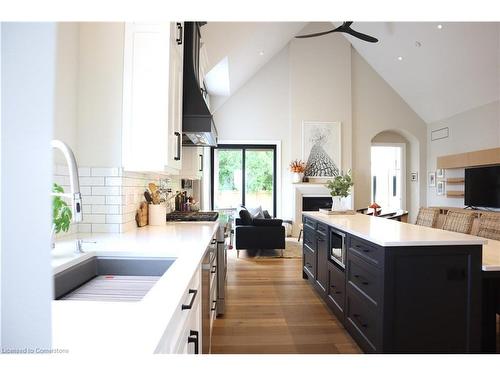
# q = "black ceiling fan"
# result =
<box><xmin>295</xmin><ymin>22</ymin><xmax>378</xmax><ymax>43</ymax></box>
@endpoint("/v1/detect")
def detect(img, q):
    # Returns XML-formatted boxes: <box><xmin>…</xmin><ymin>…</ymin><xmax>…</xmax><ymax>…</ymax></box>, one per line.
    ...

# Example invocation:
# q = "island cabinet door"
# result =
<box><xmin>382</xmin><ymin>245</ymin><xmax>482</xmax><ymax>353</ymax></box>
<box><xmin>314</xmin><ymin>231</ymin><xmax>328</xmax><ymax>295</ymax></box>
<box><xmin>327</xmin><ymin>262</ymin><xmax>346</xmax><ymax>322</ymax></box>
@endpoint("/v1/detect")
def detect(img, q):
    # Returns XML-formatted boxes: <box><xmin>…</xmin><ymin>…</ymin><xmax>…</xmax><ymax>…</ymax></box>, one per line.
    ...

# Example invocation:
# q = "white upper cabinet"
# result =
<box><xmin>180</xmin><ymin>146</ymin><xmax>204</xmax><ymax>179</ymax></box>
<box><xmin>122</xmin><ymin>22</ymin><xmax>184</xmax><ymax>173</ymax></box>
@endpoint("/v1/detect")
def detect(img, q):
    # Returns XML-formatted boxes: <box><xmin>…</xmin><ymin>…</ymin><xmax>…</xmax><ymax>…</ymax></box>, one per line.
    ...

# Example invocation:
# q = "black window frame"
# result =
<box><xmin>210</xmin><ymin>144</ymin><xmax>277</xmax><ymax>217</ymax></box>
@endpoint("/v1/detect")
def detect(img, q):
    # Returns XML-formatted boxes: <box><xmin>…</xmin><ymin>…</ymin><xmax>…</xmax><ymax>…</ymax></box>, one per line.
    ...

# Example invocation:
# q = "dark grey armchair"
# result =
<box><xmin>234</xmin><ymin>207</ymin><xmax>286</xmax><ymax>257</ymax></box>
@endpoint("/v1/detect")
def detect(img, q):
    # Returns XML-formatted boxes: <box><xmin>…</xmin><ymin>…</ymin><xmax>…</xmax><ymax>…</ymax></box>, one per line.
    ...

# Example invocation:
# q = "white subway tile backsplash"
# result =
<box><xmin>82</xmin><ymin>196</ymin><xmax>106</xmax><ymax>205</ymax></box>
<box><xmin>106</xmin><ymin>195</ymin><xmax>123</xmax><ymax>205</ymax></box>
<box><xmin>106</xmin><ymin>214</ymin><xmax>124</xmax><ymax>224</ymax></box>
<box><xmin>105</xmin><ymin>177</ymin><xmax>123</xmax><ymax>186</ymax></box>
<box><xmin>92</xmin><ymin>167</ymin><xmax>119</xmax><ymax>177</ymax></box>
<box><xmin>83</xmin><ymin>214</ymin><xmax>106</xmax><ymax>224</ymax></box>
<box><xmin>54</xmin><ymin>164</ymin><xmax>168</xmax><ymax>234</ymax></box>
<box><xmin>78</xmin><ymin>167</ymin><xmax>91</xmax><ymax>177</ymax></box>
<box><xmin>80</xmin><ymin>176</ymin><xmax>105</xmax><ymax>186</ymax></box>
<box><xmin>92</xmin><ymin>223</ymin><xmax>120</xmax><ymax>233</ymax></box>
<box><xmin>120</xmin><ymin>221</ymin><xmax>136</xmax><ymax>233</ymax></box>
<box><xmin>78</xmin><ymin>223</ymin><xmax>92</xmax><ymax>233</ymax></box>
<box><xmin>80</xmin><ymin>186</ymin><xmax>92</xmax><ymax>196</ymax></box>
<box><xmin>92</xmin><ymin>205</ymin><xmax>121</xmax><ymax>214</ymax></box>
<box><xmin>92</xmin><ymin>186</ymin><xmax>122</xmax><ymax>196</ymax></box>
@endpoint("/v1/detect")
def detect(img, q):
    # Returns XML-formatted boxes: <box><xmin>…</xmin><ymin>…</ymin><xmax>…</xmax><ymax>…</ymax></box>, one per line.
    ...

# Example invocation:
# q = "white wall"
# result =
<box><xmin>213</xmin><ymin>47</ymin><xmax>291</xmax><ymax>219</ymax></box>
<box><xmin>427</xmin><ymin>100</ymin><xmax>500</xmax><ymax>208</ymax></box>
<box><xmin>54</xmin><ymin>23</ymin><xmax>79</xmax><ymax>162</ymax></box>
<box><xmin>289</xmin><ymin>23</ymin><xmax>352</xmax><ymax>174</ymax></box>
<box><xmin>214</xmin><ymin>23</ymin><xmax>428</xmax><ymax>226</ymax></box>
<box><xmin>1</xmin><ymin>22</ymin><xmax>56</xmax><ymax>352</ymax></box>
<box><xmin>352</xmin><ymin>49</ymin><xmax>427</xmax><ymax>223</ymax></box>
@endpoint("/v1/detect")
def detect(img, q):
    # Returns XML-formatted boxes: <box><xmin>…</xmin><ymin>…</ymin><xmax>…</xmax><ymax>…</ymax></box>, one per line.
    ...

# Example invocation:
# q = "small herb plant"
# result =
<box><xmin>326</xmin><ymin>170</ymin><xmax>354</xmax><ymax>198</ymax></box>
<box><xmin>52</xmin><ymin>183</ymin><xmax>72</xmax><ymax>233</ymax></box>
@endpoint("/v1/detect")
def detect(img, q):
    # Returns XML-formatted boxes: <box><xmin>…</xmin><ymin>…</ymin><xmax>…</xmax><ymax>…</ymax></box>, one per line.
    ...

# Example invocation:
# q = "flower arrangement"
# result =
<box><xmin>326</xmin><ymin>170</ymin><xmax>354</xmax><ymax>198</ymax></box>
<box><xmin>289</xmin><ymin>159</ymin><xmax>306</xmax><ymax>173</ymax></box>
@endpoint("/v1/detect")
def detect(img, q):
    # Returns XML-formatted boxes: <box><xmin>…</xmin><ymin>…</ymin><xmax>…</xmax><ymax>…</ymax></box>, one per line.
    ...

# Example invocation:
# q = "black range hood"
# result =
<box><xmin>182</xmin><ymin>22</ymin><xmax>218</xmax><ymax>147</ymax></box>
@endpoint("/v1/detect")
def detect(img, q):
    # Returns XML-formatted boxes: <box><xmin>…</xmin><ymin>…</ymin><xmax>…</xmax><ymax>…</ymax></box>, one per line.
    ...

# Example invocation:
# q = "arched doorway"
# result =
<box><xmin>370</xmin><ymin>130</ymin><xmax>418</xmax><ymax>216</ymax></box>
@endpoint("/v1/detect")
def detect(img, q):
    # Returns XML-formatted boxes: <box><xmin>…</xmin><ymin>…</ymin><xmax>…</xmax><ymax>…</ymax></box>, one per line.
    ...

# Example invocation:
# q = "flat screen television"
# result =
<box><xmin>464</xmin><ymin>165</ymin><xmax>500</xmax><ymax>208</ymax></box>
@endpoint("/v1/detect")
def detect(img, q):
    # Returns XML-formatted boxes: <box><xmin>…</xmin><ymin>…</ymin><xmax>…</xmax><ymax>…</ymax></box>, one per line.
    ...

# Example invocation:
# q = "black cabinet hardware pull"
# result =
<box><xmin>211</xmin><ymin>265</ymin><xmax>217</xmax><ymax>274</ymax></box>
<box><xmin>361</xmin><ymin>281</ymin><xmax>369</xmax><ymax>285</ymax></box>
<box><xmin>211</xmin><ymin>300</ymin><xmax>217</xmax><ymax>311</ymax></box>
<box><xmin>354</xmin><ymin>274</ymin><xmax>360</xmax><ymax>278</ymax></box>
<box><xmin>181</xmin><ymin>289</ymin><xmax>198</xmax><ymax>310</ymax></box>
<box><xmin>335</xmin><ymin>291</ymin><xmax>342</xmax><ymax>294</ymax></box>
<box><xmin>176</xmin><ymin>23</ymin><xmax>183</xmax><ymax>45</ymax></box>
<box><xmin>187</xmin><ymin>330</ymin><xmax>199</xmax><ymax>354</ymax></box>
<box><xmin>199</xmin><ymin>154</ymin><xmax>203</xmax><ymax>172</ymax></box>
<box><xmin>174</xmin><ymin>132</ymin><xmax>181</xmax><ymax>160</ymax></box>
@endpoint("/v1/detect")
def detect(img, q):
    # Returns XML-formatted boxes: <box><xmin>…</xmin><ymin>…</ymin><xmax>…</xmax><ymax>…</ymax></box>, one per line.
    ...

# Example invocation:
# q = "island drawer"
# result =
<box><xmin>303</xmin><ymin>227</ymin><xmax>316</xmax><ymax>252</ymax></box>
<box><xmin>303</xmin><ymin>246</ymin><xmax>316</xmax><ymax>279</ymax></box>
<box><xmin>346</xmin><ymin>286</ymin><xmax>378</xmax><ymax>353</ymax></box>
<box><xmin>327</xmin><ymin>262</ymin><xmax>345</xmax><ymax>317</ymax></box>
<box><xmin>317</xmin><ymin>222</ymin><xmax>328</xmax><ymax>235</ymax></box>
<box><xmin>347</xmin><ymin>253</ymin><xmax>380</xmax><ymax>305</ymax></box>
<box><xmin>349</xmin><ymin>236</ymin><xmax>383</xmax><ymax>268</ymax></box>
<box><xmin>304</xmin><ymin>217</ymin><xmax>317</xmax><ymax>230</ymax></box>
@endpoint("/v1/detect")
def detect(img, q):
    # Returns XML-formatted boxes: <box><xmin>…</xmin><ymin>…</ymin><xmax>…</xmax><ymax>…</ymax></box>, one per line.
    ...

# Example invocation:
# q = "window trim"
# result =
<box><xmin>210</xmin><ymin>144</ymin><xmax>277</xmax><ymax>217</ymax></box>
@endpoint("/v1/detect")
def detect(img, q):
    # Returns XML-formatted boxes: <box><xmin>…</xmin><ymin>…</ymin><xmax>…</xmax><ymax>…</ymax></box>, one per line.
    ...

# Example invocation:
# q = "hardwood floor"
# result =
<box><xmin>211</xmin><ymin>251</ymin><xmax>500</xmax><ymax>354</ymax></box>
<box><xmin>211</xmin><ymin>251</ymin><xmax>361</xmax><ymax>354</ymax></box>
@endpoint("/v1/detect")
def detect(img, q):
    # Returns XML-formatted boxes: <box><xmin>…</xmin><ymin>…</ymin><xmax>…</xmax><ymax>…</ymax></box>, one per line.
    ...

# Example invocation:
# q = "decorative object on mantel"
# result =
<box><xmin>289</xmin><ymin>159</ymin><xmax>306</xmax><ymax>183</ymax></box>
<box><xmin>369</xmin><ymin>202</ymin><xmax>381</xmax><ymax>216</ymax></box>
<box><xmin>326</xmin><ymin>170</ymin><xmax>353</xmax><ymax>212</ymax></box>
<box><xmin>436</xmin><ymin>181</ymin><xmax>445</xmax><ymax>195</ymax></box>
<box><xmin>135</xmin><ymin>201</ymin><xmax>148</xmax><ymax>227</ymax></box>
<box><xmin>319</xmin><ymin>208</ymin><xmax>355</xmax><ymax>215</ymax></box>
<box><xmin>428</xmin><ymin>172</ymin><xmax>436</xmax><ymax>187</ymax></box>
<box><xmin>436</xmin><ymin>169</ymin><xmax>445</xmax><ymax>179</ymax></box>
<box><xmin>302</xmin><ymin>121</ymin><xmax>341</xmax><ymax>178</ymax></box>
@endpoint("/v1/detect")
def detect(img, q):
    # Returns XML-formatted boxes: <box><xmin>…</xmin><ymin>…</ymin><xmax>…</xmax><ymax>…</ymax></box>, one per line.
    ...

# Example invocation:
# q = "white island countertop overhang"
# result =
<box><xmin>51</xmin><ymin>221</ymin><xmax>219</xmax><ymax>354</ymax></box>
<box><xmin>302</xmin><ymin>212</ymin><xmax>500</xmax><ymax>272</ymax></box>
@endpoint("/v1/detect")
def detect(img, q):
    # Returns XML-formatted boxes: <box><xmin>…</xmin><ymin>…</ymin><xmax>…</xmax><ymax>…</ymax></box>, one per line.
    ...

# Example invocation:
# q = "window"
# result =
<box><xmin>211</xmin><ymin>144</ymin><xmax>277</xmax><ymax>216</ymax></box>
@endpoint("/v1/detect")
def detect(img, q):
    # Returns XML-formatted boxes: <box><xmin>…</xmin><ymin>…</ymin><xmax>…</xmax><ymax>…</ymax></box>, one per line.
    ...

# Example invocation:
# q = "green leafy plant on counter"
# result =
<box><xmin>52</xmin><ymin>183</ymin><xmax>72</xmax><ymax>233</ymax></box>
<box><xmin>326</xmin><ymin>170</ymin><xmax>354</xmax><ymax>198</ymax></box>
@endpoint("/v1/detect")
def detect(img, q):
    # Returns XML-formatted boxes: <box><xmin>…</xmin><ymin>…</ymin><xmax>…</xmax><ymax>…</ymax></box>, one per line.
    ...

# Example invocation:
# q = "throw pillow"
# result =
<box><xmin>247</xmin><ymin>205</ymin><xmax>265</xmax><ymax>219</ymax></box>
<box><xmin>238</xmin><ymin>208</ymin><xmax>253</xmax><ymax>225</ymax></box>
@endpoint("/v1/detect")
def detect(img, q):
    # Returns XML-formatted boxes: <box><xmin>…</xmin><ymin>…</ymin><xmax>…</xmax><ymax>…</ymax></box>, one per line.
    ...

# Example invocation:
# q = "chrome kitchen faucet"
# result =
<box><xmin>51</xmin><ymin>140</ymin><xmax>84</xmax><ymax>252</ymax></box>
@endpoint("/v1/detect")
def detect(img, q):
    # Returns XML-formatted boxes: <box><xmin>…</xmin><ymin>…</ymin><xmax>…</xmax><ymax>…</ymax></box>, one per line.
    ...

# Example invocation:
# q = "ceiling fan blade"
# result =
<box><xmin>344</xmin><ymin>28</ymin><xmax>378</xmax><ymax>43</ymax></box>
<box><xmin>295</xmin><ymin>28</ymin><xmax>337</xmax><ymax>39</ymax></box>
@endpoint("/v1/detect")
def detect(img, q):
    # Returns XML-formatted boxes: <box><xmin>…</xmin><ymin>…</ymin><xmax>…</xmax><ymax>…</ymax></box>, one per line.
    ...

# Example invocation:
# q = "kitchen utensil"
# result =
<box><xmin>144</xmin><ymin>191</ymin><xmax>153</xmax><ymax>204</ymax></box>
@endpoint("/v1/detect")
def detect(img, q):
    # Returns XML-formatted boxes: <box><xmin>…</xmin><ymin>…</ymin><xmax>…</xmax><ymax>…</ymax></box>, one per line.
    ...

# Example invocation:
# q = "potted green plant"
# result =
<box><xmin>325</xmin><ymin>170</ymin><xmax>354</xmax><ymax>211</ymax></box>
<box><xmin>52</xmin><ymin>183</ymin><xmax>72</xmax><ymax>247</ymax></box>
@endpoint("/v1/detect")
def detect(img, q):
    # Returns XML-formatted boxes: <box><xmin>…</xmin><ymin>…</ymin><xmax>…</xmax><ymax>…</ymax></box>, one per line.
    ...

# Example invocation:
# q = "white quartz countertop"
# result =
<box><xmin>302</xmin><ymin>212</ymin><xmax>500</xmax><ymax>271</ymax></box>
<box><xmin>302</xmin><ymin>212</ymin><xmax>486</xmax><ymax>247</ymax></box>
<box><xmin>51</xmin><ymin>221</ymin><xmax>219</xmax><ymax>354</ymax></box>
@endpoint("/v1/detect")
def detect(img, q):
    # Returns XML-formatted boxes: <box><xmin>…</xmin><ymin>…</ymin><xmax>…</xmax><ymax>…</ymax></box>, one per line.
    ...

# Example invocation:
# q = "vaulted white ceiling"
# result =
<box><xmin>201</xmin><ymin>22</ymin><xmax>500</xmax><ymax>123</ymax></box>
<box><xmin>340</xmin><ymin>22</ymin><xmax>500</xmax><ymax>123</ymax></box>
<box><xmin>200</xmin><ymin>22</ymin><xmax>306</xmax><ymax>111</ymax></box>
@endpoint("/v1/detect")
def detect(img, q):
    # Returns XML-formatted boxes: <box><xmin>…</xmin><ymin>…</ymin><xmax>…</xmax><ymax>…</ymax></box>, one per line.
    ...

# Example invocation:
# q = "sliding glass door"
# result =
<box><xmin>211</xmin><ymin>144</ymin><xmax>276</xmax><ymax>216</ymax></box>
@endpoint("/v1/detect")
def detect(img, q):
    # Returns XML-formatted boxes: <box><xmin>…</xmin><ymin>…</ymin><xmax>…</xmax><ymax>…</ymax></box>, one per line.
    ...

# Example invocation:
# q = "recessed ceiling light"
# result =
<box><xmin>397</xmin><ymin>56</ymin><xmax>403</xmax><ymax>61</ymax></box>
<box><xmin>259</xmin><ymin>51</ymin><xmax>264</xmax><ymax>56</ymax></box>
<box><xmin>437</xmin><ymin>24</ymin><xmax>443</xmax><ymax>29</ymax></box>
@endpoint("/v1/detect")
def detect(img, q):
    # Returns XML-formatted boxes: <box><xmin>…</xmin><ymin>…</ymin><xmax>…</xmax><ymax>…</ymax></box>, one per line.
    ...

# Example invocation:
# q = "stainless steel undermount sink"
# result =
<box><xmin>54</xmin><ymin>256</ymin><xmax>175</xmax><ymax>302</ymax></box>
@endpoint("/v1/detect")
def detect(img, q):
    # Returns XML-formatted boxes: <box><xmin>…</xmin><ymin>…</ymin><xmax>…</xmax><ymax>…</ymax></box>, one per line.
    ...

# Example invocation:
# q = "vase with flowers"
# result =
<box><xmin>326</xmin><ymin>170</ymin><xmax>354</xmax><ymax>211</ymax></box>
<box><xmin>289</xmin><ymin>159</ymin><xmax>306</xmax><ymax>183</ymax></box>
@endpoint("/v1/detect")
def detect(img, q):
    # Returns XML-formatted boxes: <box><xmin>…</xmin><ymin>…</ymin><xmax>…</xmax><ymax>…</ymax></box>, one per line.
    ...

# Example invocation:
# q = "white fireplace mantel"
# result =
<box><xmin>292</xmin><ymin>183</ymin><xmax>353</xmax><ymax>235</ymax></box>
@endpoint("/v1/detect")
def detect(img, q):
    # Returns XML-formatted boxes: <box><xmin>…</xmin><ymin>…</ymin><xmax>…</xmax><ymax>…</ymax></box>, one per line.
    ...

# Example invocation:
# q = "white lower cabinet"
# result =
<box><xmin>155</xmin><ymin>266</ymin><xmax>202</xmax><ymax>354</ymax></box>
